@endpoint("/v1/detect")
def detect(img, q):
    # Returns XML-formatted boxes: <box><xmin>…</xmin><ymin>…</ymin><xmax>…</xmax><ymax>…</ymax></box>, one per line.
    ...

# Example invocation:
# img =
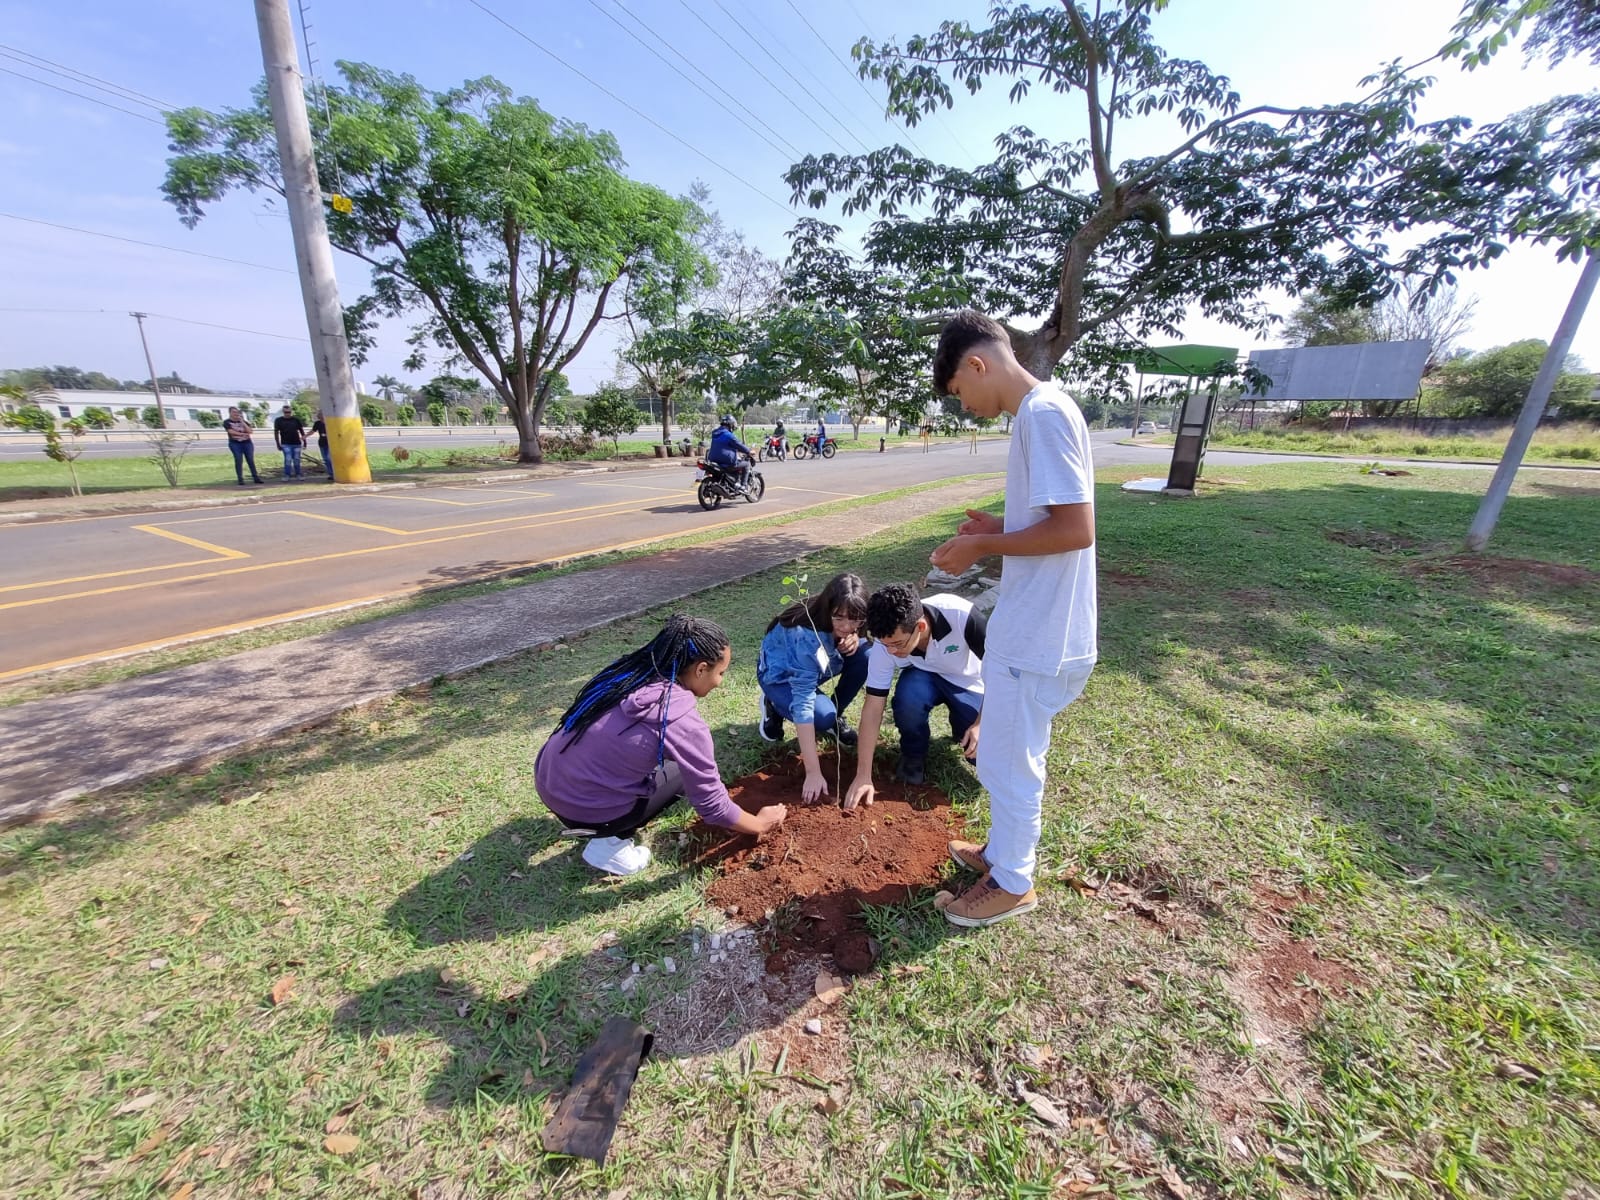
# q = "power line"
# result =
<box><xmin>673</xmin><ymin>0</ymin><xmax>862</xmax><ymax>159</ymax></box>
<box><xmin>610</xmin><ymin>0</ymin><xmax>800</xmax><ymax>160</ymax></box>
<box><xmin>734</xmin><ymin>1</ymin><xmax>885</xmax><ymax>152</ymax></box>
<box><xmin>0</xmin><ymin>212</ymin><xmax>294</xmax><ymax>273</ymax></box>
<box><xmin>0</xmin><ymin>307</ymin><xmax>307</xmax><ymax>342</ymax></box>
<box><xmin>0</xmin><ymin>65</ymin><xmax>165</xmax><ymax>123</ymax></box>
<box><xmin>587</xmin><ymin>0</ymin><xmax>798</xmax><ymax>161</ymax></box>
<box><xmin>779</xmin><ymin>0</ymin><xmax>931</xmax><ymax>158</ymax></box>
<box><xmin>460</xmin><ymin>0</ymin><xmax>793</xmax><ymax>216</ymax></box>
<box><xmin>0</xmin><ymin>44</ymin><xmax>176</xmax><ymax>111</ymax></box>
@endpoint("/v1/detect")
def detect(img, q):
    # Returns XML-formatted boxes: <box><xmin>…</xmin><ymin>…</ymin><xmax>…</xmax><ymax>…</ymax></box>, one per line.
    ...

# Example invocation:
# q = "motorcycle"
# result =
<box><xmin>758</xmin><ymin>434</ymin><xmax>788</xmax><ymax>462</ymax></box>
<box><xmin>792</xmin><ymin>434</ymin><xmax>838</xmax><ymax>460</ymax></box>
<box><xmin>693</xmin><ymin>459</ymin><xmax>765</xmax><ymax>510</ymax></box>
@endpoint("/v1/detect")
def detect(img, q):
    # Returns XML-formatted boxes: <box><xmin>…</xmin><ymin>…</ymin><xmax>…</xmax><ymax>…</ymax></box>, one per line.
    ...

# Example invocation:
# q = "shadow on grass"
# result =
<box><xmin>1092</xmin><ymin>475</ymin><xmax>1600</xmax><ymax>954</ymax></box>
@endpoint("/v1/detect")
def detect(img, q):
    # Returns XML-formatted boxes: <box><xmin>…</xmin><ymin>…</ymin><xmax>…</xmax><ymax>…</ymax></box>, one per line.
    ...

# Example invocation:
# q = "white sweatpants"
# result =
<box><xmin>975</xmin><ymin>660</ymin><xmax>1094</xmax><ymax>894</ymax></box>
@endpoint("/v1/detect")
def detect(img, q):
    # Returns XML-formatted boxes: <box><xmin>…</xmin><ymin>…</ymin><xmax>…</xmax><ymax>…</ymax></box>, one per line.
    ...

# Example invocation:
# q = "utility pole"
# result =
<box><xmin>253</xmin><ymin>0</ymin><xmax>370</xmax><ymax>482</ymax></box>
<box><xmin>1465</xmin><ymin>251</ymin><xmax>1598</xmax><ymax>551</ymax></box>
<box><xmin>129</xmin><ymin>312</ymin><xmax>166</xmax><ymax>428</ymax></box>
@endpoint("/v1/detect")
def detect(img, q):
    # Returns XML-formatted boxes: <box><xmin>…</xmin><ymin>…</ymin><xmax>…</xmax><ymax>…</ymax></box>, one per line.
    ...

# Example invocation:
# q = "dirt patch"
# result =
<box><xmin>687</xmin><ymin>752</ymin><xmax>961</xmax><ymax>970</ymax></box>
<box><xmin>1232</xmin><ymin>884</ymin><xmax>1361</xmax><ymax>1031</ymax></box>
<box><xmin>1412</xmin><ymin>553</ymin><xmax>1600</xmax><ymax>592</ymax></box>
<box><xmin>1325</xmin><ymin>527</ymin><xmax>1422</xmax><ymax>554</ymax></box>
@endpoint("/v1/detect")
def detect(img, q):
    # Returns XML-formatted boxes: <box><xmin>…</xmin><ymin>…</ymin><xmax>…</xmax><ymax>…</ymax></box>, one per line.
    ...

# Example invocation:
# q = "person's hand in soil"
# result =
<box><xmin>729</xmin><ymin>804</ymin><xmax>789</xmax><ymax>836</ymax></box>
<box><xmin>957</xmin><ymin>508</ymin><xmax>1002</xmax><ymax>537</ymax></box>
<box><xmin>843</xmin><ymin>775</ymin><xmax>875</xmax><ymax>811</ymax></box>
<box><xmin>802</xmin><ymin>769</ymin><xmax>829</xmax><ymax>805</ymax></box>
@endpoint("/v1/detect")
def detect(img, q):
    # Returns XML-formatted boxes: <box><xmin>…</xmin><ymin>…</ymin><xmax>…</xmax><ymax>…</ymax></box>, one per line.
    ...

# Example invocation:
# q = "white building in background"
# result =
<box><xmin>2</xmin><ymin>389</ymin><xmax>273</xmax><ymax>428</ymax></box>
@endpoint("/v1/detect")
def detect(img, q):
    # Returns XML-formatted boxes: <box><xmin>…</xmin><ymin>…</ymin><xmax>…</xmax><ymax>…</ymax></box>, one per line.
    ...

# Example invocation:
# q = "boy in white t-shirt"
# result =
<box><xmin>928</xmin><ymin>310</ymin><xmax>1097</xmax><ymax>928</ymax></box>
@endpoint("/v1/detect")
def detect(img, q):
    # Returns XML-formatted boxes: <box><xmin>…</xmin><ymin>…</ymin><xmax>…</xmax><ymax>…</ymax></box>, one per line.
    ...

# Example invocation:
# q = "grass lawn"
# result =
<box><xmin>1151</xmin><ymin>422</ymin><xmax>1600</xmax><ymax>465</ymax></box>
<box><xmin>2</xmin><ymin>462</ymin><xmax>1597</xmax><ymax>1198</ymax></box>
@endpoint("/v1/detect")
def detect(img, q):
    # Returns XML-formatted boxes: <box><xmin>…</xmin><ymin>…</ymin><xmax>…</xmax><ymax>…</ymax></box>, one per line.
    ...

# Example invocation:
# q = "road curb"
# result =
<box><xmin>1113</xmin><ymin>440</ymin><xmax>1600</xmax><ymax>471</ymax></box>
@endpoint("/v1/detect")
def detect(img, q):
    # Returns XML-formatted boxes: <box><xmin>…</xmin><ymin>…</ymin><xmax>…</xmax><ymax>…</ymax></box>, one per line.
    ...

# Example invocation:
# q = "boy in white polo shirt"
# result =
<box><xmin>927</xmin><ymin>310</ymin><xmax>1097</xmax><ymax>928</ymax></box>
<box><xmin>843</xmin><ymin>583</ymin><xmax>987</xmax><ymax>808</ymax></box>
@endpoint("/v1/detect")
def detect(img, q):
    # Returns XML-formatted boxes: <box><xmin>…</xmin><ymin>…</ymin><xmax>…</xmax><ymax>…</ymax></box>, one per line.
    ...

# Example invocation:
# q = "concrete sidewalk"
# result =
<box><xmin>0</xmin><ymin>476</ymin><xmax>999</xmax><ymax>825</ymax></box>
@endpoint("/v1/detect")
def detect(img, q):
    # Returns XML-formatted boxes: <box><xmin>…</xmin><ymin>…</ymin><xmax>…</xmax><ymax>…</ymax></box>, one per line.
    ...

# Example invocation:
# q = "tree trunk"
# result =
<box><xmin>515</xmin><ymin>404</ymin><xmax>543</xmax><ymax>464</ymax></box>
<box><xmin>658</xmin><ymin>387</ymin><xmax>675</xmax><ymax>446</ymax></box>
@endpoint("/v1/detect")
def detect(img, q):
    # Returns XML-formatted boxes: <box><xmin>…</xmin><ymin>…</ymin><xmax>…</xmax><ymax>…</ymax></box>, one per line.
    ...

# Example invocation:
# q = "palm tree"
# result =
<box><xmin>372</xmin><ymin>374</ymin><xmax>401</xmax><ymax>405</ymax></box>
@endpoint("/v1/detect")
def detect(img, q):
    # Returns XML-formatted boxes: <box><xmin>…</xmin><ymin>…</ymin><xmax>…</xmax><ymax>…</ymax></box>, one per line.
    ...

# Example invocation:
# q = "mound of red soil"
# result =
<box><xmin>687</xmin><ymin>751</ymin><xmax>963</xmax><ymax>972</ymax></box>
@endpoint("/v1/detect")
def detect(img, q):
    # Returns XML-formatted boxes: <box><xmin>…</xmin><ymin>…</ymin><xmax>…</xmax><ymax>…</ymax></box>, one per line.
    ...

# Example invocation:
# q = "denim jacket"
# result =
<box><xmin>756</xmin><ymin>621</ymin><xmax>842</xmax><ymax>724</ymax></box>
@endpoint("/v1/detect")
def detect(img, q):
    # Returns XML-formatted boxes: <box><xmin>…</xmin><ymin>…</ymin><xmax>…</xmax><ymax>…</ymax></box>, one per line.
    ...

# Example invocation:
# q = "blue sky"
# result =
<box><xmin>0</xmin><ymin>0</ymin><xmax>1594</xmax><ymax>396</ymax></box>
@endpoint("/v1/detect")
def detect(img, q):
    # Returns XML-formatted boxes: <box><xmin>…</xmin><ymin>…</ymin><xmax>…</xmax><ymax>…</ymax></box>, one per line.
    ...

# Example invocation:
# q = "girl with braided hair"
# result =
<box><xmin>536</xmin><ymin>615</ymin><xmax>788</xmax><ymax>875</ymax></box>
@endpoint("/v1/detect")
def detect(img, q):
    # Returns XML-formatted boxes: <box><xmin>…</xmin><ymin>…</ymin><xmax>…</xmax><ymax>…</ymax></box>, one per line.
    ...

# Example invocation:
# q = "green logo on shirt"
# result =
<box><xmin>944</xmin><ymin>644</ymin><xmax>960</xmax><ymax>654</ymax></box>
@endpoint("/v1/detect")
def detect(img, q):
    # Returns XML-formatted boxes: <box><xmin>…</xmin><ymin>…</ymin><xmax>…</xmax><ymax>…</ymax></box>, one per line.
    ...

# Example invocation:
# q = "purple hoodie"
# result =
<box><xmin>534</xmin><ymin>678</ymin><xmax>741</xmax><ymax>828</ymax></box>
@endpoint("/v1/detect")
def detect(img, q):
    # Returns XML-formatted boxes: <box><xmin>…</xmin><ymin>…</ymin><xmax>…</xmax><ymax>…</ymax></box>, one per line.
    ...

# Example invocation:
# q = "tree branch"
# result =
<box><xmin>1061</xmin><ymin>1</ymin><xmax>1117</xmax><ymax>202</ymax></box>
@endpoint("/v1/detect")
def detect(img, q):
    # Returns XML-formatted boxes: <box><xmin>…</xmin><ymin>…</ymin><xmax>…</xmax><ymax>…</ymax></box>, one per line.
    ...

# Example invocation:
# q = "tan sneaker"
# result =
<box><xmin>947</xmin><ymin>839</ymin><xmax>989</xmax><ymax>873</ymax></box>
<box><xmin>943</xmin><ymin>872</ymin><xmax>1038</xmax><ymax>927</ymax></box>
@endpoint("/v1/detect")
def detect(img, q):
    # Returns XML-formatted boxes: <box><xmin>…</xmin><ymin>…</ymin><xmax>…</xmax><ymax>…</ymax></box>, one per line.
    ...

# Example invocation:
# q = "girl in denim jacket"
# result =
<box><xmin>755</xmin><ymin>572</ymin><xmax>870</xmax><ymax>804</ymax></box>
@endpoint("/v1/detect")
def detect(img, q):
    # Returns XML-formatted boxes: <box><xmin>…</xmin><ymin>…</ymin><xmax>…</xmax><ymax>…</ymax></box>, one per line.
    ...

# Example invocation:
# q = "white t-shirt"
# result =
<box><xmin>985</xmin><ymin>380</ymin><xmax>1098</xmax><ymax>675</ymax></box>
<box><xmin>864</xmin><ymin>593</ymin><xmax>986</xmax><ymax>696</ymax></box>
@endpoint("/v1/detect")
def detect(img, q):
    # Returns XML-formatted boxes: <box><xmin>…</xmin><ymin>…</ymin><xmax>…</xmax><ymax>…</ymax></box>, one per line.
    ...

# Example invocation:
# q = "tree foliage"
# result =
<box><xmin>579</xmin><ymin>384</ymin><xmax>643</xmax><ymax>450</ymax></box>
<box><xmin>1438</xmin><ymin>340</ymin><xmax>1592</xmax><ymax>417</ymax></box>
<box><xmin>1283</xmin><ymin>292</ymin><xmax>1379</xmax><ymax>349</ymax></box>
<box><xmin>79</xmin><ymin>406</ymin><xmax>116</xmax><ymax>430</ymax></box>
<box><xmin>782</xmin><ymin>1</ymin><xmax>1599</xmax><ymax>379</ymax></box>
<box><xmin>163</xmin><ymin>65</ymin><xmax>704</xmax><ymax>462</ymax></box>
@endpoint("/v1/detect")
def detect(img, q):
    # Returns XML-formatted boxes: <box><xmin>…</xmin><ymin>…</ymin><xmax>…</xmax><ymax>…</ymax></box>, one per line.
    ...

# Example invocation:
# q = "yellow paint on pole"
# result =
<box><xmin>326</xmin><ymin>415</ymin><xmax>371</xmax><ymax>483</ymax></box>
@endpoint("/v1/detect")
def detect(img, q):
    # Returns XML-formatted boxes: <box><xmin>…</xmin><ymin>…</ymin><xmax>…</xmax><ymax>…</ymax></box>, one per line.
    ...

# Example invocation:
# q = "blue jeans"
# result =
<box><xmin>762</xmin><ymin>641</ymin><xmax>869</xmax><ymax>734</ymax></box>
<box><xmin>228</xmin><ymin>438</ymin><xmax>260</xmax><ymax>482</ymax></box>
<box><xmin>892</xmin><ymin>668</ymin><xmax>982</xmax><ymax>760</ymax></box>
<box><xmin>318</xmin><ymin>443</ymin><xmax>334</xmax><ymax>479</ymax></box>
<box><xmin>282</xmin><ymin>445</ymin><xmax>303</xmax><ymax>477</ymax></box>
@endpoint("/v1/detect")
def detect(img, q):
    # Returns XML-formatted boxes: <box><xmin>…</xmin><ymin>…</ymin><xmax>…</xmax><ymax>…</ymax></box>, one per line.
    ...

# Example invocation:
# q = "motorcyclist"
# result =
<box><xmin>708</xmin><ymin>414</ymin><xmax>755</xmax><ymax>491</ymax></box>
<box><xmin>806</xmin><ymin>415</ymin><xmax>827</xmax><ymax>456</ymax></box>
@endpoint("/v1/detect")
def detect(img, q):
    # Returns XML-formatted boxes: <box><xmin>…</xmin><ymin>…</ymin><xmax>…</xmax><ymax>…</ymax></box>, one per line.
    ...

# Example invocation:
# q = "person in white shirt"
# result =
<box><xmin>844</xmin><ymin>584</ymin><xmax>986</xmax><ymax>807</ymax></box>
<box><xmin>927</xmin><ymin>310</ymin><xmax>1097</xmax><ymax>928</ymax></box>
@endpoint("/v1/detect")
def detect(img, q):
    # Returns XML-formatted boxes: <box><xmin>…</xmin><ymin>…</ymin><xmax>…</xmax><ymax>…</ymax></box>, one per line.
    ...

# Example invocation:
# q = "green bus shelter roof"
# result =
<box><xmin>1120</xmin><ymin>344</ymin><xmax>1239</xmax><ymax>377</ymax></box>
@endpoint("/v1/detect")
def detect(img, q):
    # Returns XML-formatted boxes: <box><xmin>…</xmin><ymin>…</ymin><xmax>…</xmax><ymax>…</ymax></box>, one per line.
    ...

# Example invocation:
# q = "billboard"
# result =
<box><xmin>1247</xmin><ymin>340</ymin><xmax>1430</xmax><ymax>402</ymax></box>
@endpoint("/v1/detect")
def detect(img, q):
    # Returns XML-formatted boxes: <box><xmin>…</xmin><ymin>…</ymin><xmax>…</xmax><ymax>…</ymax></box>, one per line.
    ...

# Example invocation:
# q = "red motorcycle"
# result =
<box><xmin>793</xmin><ymin>434</ymin><xmax>837</xmax><ymax>460</ymax></box>
<box><xmin>758</xmin><ymin>433</ymin><xmax>788</xmax><ymax>462</ymax></box>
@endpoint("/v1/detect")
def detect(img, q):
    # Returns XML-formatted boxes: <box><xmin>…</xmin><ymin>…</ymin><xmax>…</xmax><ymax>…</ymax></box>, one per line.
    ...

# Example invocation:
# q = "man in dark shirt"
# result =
<box><xmin>273</xmin><ymin>405</ymin><xmax>308</xmax><ymax>479</ymax></box>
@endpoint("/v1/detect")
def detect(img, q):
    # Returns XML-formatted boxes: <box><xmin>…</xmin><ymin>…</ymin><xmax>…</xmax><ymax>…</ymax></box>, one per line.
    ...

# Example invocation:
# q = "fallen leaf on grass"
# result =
<box><xmin>889</xmin><ymin>963</ymin><xmax>928</xmax><ymax>977</ymax></box>
<box><xmin>183</xmin><ymin>913</ymin><xmax>210</xmax><ymax>937</ymax></box>
<box><xmin>438</xmin><ymin>968</ymin><xmax>456</xmax><ymax>984</ymax></box>
<box><xmin>1159</xmin><ymin>1166</ymin><xmax>1192</xmax><ymax>1198</ymax></box>
<box><xmin>1124</xmin><ymin>974</ymin><xmax>1151</xmax><ymax>991</ymax></box>
<box><xmin>932</xmin><ymin>890</ymin><xmax>956</xmax><ymax>910</ymax></box>
<box><xmin>324</xmin><ymin>1100</ymin><xmax>361</xmax><ymax>1134</ymax></box>
<box><xmin>1495</xmin><ymin>1060</ymin><xmax>1543</xmax><ymax>1084</ymax></box>
<box><xmin>815</xmin><ymin>1092</ymin><xmax>843</xmax><ymax>1116</ymax></box>
<box><xmin>323</xmin><ymin>1133</ymin><xmax>360</xmax><ymax>1155</ymax></box>
<box><xmin>158</xmin><ymin>1145</ymin><xmax>196</xmax><ymax>1185</ymax></box>
<box><xmin>168</xmin><ymin>1184</ymin><xmax>194</xmax><ymax>1200</ymax></box>
<box><xmin>455</xmin><ymin>999</ymin><xmax>471</xmax><ymax>1018</ymax></box>
<box><xmin>115</xmin><ymin>1092</ymin><xmax>161</xmax><ymax>1115</ymax></box>
<box><xmin>526</xmin><ymin>947</ymin><xmax>552</xmax><ymax>969</ymax></box>
<box><xmin>814</xmin><ymin>969</ymin><xmax>847</xmax><ymax>1006</ymax></box>
<box><xmin>148</xmin><ymin>958</ymin><xmax>169</xmax><ymax>971</ymax></box>
<box><xmin>129</xmin><ymin>1124</ymin><xmax>172</xmax><ymax>1160</ymax></box>
<box><xmin>521</xmin><ymin>1068</ymin><xmax>535</xmax><ymax>1088</ymax></box>
<box><xmin>604</xmin><ymin>1188</ymin><xmax>631</xmax><ymax>1200</ymax></box>
<box><xmin>1013</xmin><ymin>1079</ymin><xmax>1068</xmax><ymax>1129</ymax></box>
<box><xmin>269</xmin><ymin>974</ymin><xmax>296</xmax><ymax>1006</ymax></box>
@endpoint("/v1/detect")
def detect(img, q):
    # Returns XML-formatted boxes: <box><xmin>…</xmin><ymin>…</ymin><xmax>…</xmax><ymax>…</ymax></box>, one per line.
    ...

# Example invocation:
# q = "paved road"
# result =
<box><xmin>0</xmin><ymin>432</ymin><xmax>1530</xmax><ymax>682</ymax></box>
<box><xmin>0</xmin><ymin>438</ymin><xmax>1013</xmax><ymax>680</ymax></box>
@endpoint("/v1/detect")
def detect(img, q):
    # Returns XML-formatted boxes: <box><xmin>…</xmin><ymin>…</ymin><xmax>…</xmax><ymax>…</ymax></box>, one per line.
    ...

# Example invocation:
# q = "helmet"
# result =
<box><xmin>719</xmin><ymin>414</ymin><xmax>736</xmax><ymax>429</ymax></box>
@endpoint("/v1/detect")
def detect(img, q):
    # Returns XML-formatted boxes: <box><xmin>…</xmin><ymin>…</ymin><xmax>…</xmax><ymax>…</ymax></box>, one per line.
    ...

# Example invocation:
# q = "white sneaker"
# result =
<box><xmin>581</xmin><ymin>835</ymin><xmax>652</xmax><ymax>875</ymax></box>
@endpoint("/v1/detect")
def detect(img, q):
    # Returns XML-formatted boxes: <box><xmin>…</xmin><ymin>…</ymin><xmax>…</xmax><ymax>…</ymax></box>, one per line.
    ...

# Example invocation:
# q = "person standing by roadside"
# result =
<box><xmin>273</xmin><ymin>404</ymin><xmax>308</xmax><ymax>480</ymax></box>
<box><xmin>222</xmin><ymin>406</ymin><xmax>263</xmax><ymax>486</ymax></box>
<box><xmin>927</xmin><ymin>310</ymin><xmax>1098</xmax><ymax>929</ymax></box>
<box><xmin>311</xmin><ymin>410</ymin><xmax>334</xmax><ymax>481</ymax></box>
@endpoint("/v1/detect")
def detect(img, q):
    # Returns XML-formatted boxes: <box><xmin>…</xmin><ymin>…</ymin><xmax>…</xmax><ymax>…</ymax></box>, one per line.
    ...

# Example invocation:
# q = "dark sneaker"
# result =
<box><xmin>894</xmin><ymin>755</ymin><xmax>926</xmax><ymax>785</ymax></box>
<box><xmin>833</xmin><ymin>718</ymin><xmax>858</xmax><ymax>749</ymax></box>
<box><xmin>943</xmin><ymin>872</ymin><xmax>1038</xmax><ymax>928</ymax></box>
<box><xmin>947</xmin><ymin>839</ymin><xmax>989</xmax><ymax>873</ymax></box>
<box><xmin>757</xmin><ymin>697</ymin><xmax>784</xmax><ymax>743</ymax></box>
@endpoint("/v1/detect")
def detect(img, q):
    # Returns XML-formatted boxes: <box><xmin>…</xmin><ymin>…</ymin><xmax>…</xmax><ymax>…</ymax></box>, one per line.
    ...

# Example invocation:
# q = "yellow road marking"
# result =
<box><xmin>271</xmin><ymin>510</ymin><xmax>411</xmax><ymax>535</ymax></box>
<box><xmin>0</xmin><ymin>497</ymin><xmax>852</xmax><ymax>681</ymax></box>
<box><xmin>770</xmin><ymin>484</ymin><xmax>861</xmax><ymax>499</ymax></box>
<box><xmin>0</xmin><ymin>556</ymin><xmax>226</xmax><ymax>595</ymax></box>
<box><xmin>156</xmin><ymin>495</ymin><xmax>644</xmax><ymax>537</ymax></box>
<box><xmin>131</xmin><ymin>523</ymin><xmax>252</xmax><ymax>558</ymax></box>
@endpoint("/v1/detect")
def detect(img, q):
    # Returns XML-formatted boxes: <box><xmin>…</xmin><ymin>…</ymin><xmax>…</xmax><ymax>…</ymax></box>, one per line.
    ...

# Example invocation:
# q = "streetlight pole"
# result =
<box><xmin>1465</xmin><ymin>251</ymin><xmax>1599</xmax><ymax>551</ymax></box>
<box><xmin>129</xmin><ymin>312</ymin><xmax>166</xmax><ymax>428</ymax></box>
<box><xmin>253</xmin><ymin>0</ymin><xmax>370</xmax><ymax>482</ymax></box>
